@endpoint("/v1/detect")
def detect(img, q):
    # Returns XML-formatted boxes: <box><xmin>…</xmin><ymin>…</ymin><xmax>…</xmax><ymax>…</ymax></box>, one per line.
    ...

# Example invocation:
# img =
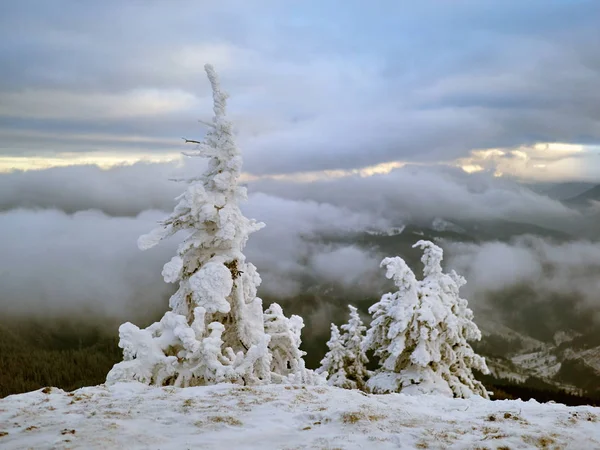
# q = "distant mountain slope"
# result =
<box><xmin>477</xmin><ymin>327</ymin><xmax>600</xmax><ymax>398</ymax></box>
<box><xmin>353</xmin><ymin>218</ymin><xmax>571</xmax><ymax>258</ymax></box>
<box><xmin>564</xmin><ymin>184</ymin><xmax>600</xmax><ymax>206</ymax></box>
<box><xmin>0</xmin><ymin>320</ymin><xmax>121</xmax><ymax>398</ymax></box>
<box><xmin>1</xmin><ymin>382</ymin><xmax>600</xmax><ymax>449</ymax></box>
<box><xmin>540</xmin><ymin>182</ymin><xmax>598</xmax><ymax>200</ymax></box>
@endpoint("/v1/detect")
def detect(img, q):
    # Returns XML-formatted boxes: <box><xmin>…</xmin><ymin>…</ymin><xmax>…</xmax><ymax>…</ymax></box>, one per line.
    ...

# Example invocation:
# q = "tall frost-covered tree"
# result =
<box><xmin>340</xmin><ymin>305</ymin><xmax>369</xmax><ymax>391</ymax></box>
<box><xmin>107</xmin><ymin>64</ymin><xmax>273</xmax><ymax>387</ymax></box>
<box><xmin>317</xmin><ymin>324</ymin><xmax>353</xmax><ymax>389</ymax></box>
<box><xmin>364</xmin><ymin>240</ymin><xmax>489</xmax><ymax>398</ymax></box>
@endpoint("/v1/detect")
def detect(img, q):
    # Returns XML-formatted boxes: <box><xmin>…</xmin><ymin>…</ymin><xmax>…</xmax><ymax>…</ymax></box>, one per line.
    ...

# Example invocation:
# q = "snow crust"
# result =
<box><xmin>2</xmin><ymin>383</ymin><xmax>599</xmax><ymax>450</ymax></box>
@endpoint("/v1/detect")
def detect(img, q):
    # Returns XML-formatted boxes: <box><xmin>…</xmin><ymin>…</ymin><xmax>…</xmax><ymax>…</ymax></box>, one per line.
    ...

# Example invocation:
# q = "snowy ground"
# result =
<box><xmin>1</xmin><ymin>383</ymin><xmax>599</xmax><ymax>449</ymax></box>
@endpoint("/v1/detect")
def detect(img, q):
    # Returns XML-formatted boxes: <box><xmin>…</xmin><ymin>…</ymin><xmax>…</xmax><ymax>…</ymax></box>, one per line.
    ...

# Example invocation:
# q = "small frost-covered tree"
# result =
<box><xmin>340</xmin><ymin>305</ymin><xmax>369</xmax><ymax>391</ymax></box>
<box><xmin>364</xmin><ymin>240</ymin><xmax>489</xmax><ymax>398</ymax></box>
<box><xmin>264</xmin><ymin>303</ymin><xmax>307</xmax><ymax>381</ymax></box>
<box><xmin>107</xmin><ymin>64</ymin><xmax>272</xmax><ymax>387</ymax></box>
<box><xmin>317</xmin><ymin>324</ymin><xmax>353</xmax><ymax>388</ymax></box>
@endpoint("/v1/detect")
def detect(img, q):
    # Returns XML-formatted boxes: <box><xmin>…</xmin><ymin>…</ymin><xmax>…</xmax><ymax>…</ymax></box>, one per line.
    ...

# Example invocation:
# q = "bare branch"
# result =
<box><xmin>182</xmin><ymin>138</ymin><xmax>203</xmax><ymax>145</ymax></box>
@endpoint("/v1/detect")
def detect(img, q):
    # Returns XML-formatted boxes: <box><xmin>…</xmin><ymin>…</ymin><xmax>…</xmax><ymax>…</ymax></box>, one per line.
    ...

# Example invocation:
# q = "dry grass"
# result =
<box><xmin>210</xmin><ymin>415</ymin><xmax>243</xmax><ymax>426</ymax></box>
<box><xmin>195</xmin><ymin>415</ymin><xmax>243</xmax><ymax>427</ymax></box>
<box><xmin>522</xmin><ymin>434</ymin><xmax>562</xmax><ymax>449</ymax></box>
<box><xmin>481</xmin><ymin>426</ymin><xmax>508</xmax><ymax>440</ymax></box>
<box><xmin>341</xmin><ymin>411</ymin><xmax>385</xmax><ymax>424</ymax></box>
<box><xmin>568</xmin><ymin>411</ymin><xmax>597</xmax><ymax>424</ymax></box>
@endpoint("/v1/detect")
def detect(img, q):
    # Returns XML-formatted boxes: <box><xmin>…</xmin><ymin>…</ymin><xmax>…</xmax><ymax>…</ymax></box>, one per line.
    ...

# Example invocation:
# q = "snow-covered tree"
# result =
<box><xmin>364</xmin><ymin>240</ymin><xmax>489</xmax><ymax>398</ymax></box>
<box><xmin>340</xmin><ymin>305</ymin><xmax>369</xmax><ymax>391</ymax></box>
<box><xmin>261</xmin><ymin>303</ymin><xmax>324</xmax><ymax>385</ymax></box>
<box><xmin>317</xmin><ymin>324</ymin><xmax>353</xmax><ymax>388</ymax></box>
<box><xmin>107</xmin><ymin>64</ymin><xmax>273</xmax><ymax>387</ymax></box>
<box><xmin>264</xmin><ymin>303</ymin><xmax>305</xmax><ymax>378</ymax></box>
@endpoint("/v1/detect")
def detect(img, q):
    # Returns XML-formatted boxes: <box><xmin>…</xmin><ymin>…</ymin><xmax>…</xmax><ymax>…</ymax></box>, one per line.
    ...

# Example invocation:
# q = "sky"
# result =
<box><xmin>1</xmin><ymin>1</ymin><xmax>600</xmax><ymax>332</ymax></box>
<box><xmin>1</xmin><ymin>0</ymin><xmax>600</xmax><ymax>180</ymax></box>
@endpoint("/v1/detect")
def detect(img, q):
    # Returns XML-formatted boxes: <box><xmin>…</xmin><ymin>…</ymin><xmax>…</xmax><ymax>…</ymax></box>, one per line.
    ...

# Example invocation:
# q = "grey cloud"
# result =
<box><xmin>245</xmin><ymin>193</ymin><xmax>389</xmax><ymax>299</ymax></box>
<box><xmin>0</xmin><ymin>208</ymin><xmax>176</xmax><ymax>320</ymax></box>
<box><xmin>0</xmin><ymin>162</ymin><xmax>183</xmax><ymax>215</ymax></box>
<box><xmin>252</xmin><ymin>165</ymin><xmax>582</xmax><ymax>231</ymax></box>
<box><xmin>0</xmin><ymin>189</ymin><xmax>389</xmax><ymax>320</ymax></box>
<box><xmin>1</xmin><ymin>1</ymin><xmax>600</xmax><ymax>175</ymax></box>
<box><xmin>0</xmin><ymin>162</ymin><xmax>582</xmax><ymax>233</ymax></box>
<box><xmin>444</xmin><ymin>237</ymin><xmax>600</xmax><ymax>329</ymax></box>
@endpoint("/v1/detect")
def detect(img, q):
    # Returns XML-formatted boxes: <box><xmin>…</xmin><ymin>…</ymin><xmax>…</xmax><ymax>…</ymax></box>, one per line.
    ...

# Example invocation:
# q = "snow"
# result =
<box><xmin>2</xmin><ymin>382</ymin><xmax>600</xmax><ymax>449</ymax></box>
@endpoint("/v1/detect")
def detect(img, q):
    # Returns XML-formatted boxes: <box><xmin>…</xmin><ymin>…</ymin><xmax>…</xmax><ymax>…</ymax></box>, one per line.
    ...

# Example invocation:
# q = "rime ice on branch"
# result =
<box><xmin>108</xmin><ymin>65</ymin><xmax>283</xmax><ymax>387</ymax></box>
<box><xmin>365</xmin><ymin>240</ymin><xmax>489</xmax><ymax>398</ymax></box>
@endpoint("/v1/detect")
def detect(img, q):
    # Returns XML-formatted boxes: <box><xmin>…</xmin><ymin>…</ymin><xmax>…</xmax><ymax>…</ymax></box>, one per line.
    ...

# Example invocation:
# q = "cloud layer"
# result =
<box><xmin>0</xmin><ymin>161</ymin><xmax>582</xmax><ymax>229</ymax></box>
<box><xmin>0</xmin><ymin>189</ymin><xmax>386</xmax><ymax>321</ymax></box>
<box><xmin>1</xmin><ymin>159</ymin><xmax>599</xmax><ymax>341</ymax></box>
<box><xmin>446</xmin><ymin>236</ymin><xmax>600</xmax><ymax>320</ymax></box>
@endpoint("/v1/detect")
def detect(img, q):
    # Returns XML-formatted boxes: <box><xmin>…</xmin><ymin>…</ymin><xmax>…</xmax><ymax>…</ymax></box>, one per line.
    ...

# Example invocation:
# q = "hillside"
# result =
<box><xmin>536</xmin><ymin>182</ymin><xmax>597</xmax><ymax>201</ymax></box>
<box><xmin>1</xmin><ymin>382</ymin><xmax>599</xmax><ymax>449</ymax></box>
<box><xmin>564</xmin><ymin>184</ymin><xmax>600</xmax><ymax>206</ymax></box>
<box><xmin>0</xmin><ymin>320</ymin><xmax>121</xmax><ymax>398</ymax></box>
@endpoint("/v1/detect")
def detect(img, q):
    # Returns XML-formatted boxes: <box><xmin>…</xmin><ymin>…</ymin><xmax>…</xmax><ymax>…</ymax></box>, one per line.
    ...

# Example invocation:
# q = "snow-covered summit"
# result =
<box><xmin>1</xmin><ymin>382</ymin><xmax>599</xmax><ymax>449</ymax></box>
<box><xmin>365</xmin><ymin>226</ymin><xmax>406</xmax><ymax>237</ymax></box>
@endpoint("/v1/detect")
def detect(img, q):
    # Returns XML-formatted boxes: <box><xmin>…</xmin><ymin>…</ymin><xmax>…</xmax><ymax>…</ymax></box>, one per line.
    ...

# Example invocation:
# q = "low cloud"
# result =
<box><xmin>0</xmin><ymin>192</ymin><xmax>387</xmax><ymax>320</ymax></box>
<box><xmin>252</xmin><ymin>165</ymin><xmax>581</xmax><ymax>231</ymax></box>
<box><xmin>0</xmin><ymin>162</ymin><xmax>582</xmax><ymax>231</ymax></box>
<box><xmin>0</xmin><ymin>209</ymin><xmax>175</xmax><ymax>320</ymax></box>
<box><xmin>0</xmin><ymin>162</ymin><xmax>183</xmax><ymax>215</ymax></box>
<box><xmin>243</xmin><ymin>193</ymin><xmax>387</xmax><ymax>298</ymax></box>
<box><xmin>0</xmin><ymin>161</ymin><xmax>597</xmax><ymax>335</ymax></box>
<box><xmin>446</xmin><ymin>236</ymin><xmax>600</xmax><ymax>319</ymax></box>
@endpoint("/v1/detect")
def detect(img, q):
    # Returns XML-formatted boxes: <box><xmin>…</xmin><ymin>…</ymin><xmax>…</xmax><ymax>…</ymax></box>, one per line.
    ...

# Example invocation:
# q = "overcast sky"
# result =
<box><xmin>1</xmin><ymin>0</ymin><xmax>600</xmax><ymax>180</ymax></box>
